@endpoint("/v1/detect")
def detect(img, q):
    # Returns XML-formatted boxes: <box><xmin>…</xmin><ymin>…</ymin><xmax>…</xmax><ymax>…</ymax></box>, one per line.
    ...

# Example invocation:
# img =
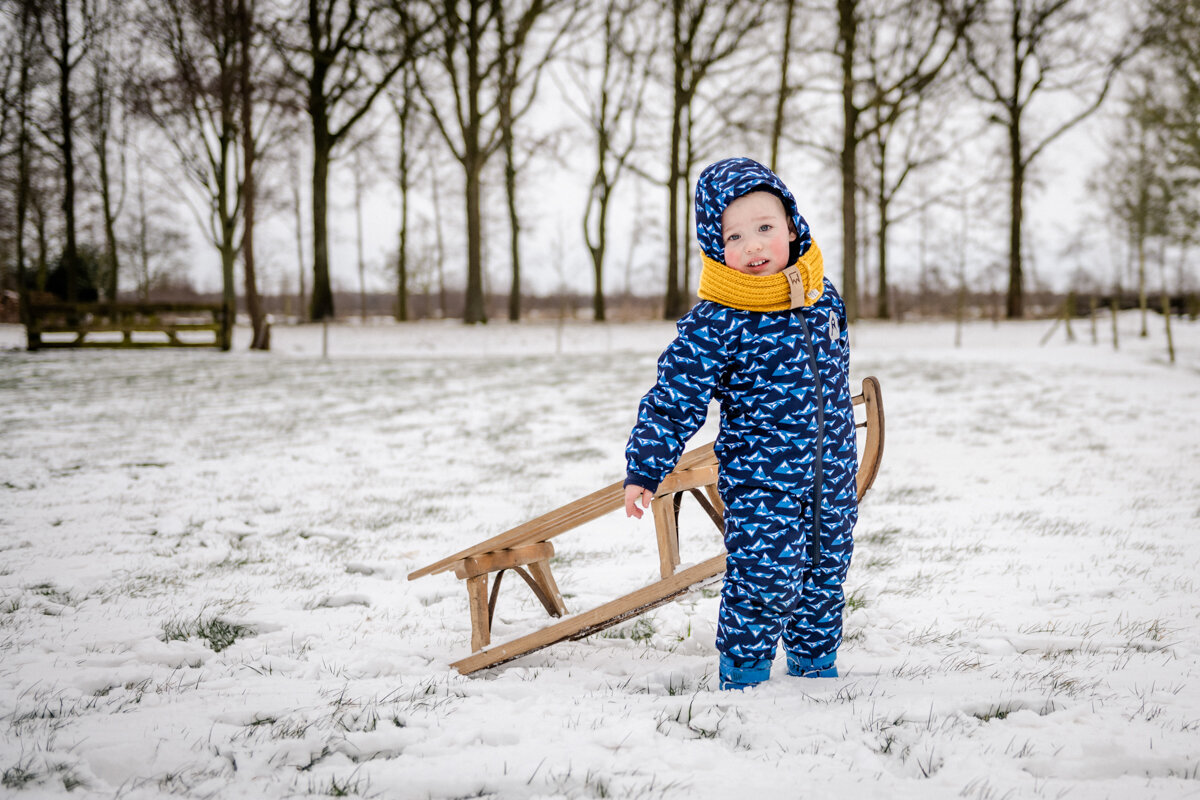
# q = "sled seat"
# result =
<box><xmin>408</xmin><ymin>376</ymin><xmax>884</xmax><ymax>674</ymax></box>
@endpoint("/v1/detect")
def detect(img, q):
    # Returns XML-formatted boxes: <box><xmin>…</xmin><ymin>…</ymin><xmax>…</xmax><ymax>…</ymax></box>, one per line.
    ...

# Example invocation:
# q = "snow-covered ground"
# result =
<box><xmin>1</xmin><ymin>313</ymin><xmax>1198</xmax><ymax>799</ymax></box>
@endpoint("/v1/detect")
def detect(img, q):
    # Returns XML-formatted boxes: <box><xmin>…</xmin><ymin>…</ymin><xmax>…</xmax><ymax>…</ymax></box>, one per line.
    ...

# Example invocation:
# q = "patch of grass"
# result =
<box><xmin>881</xmin><ymin>485</ymin><xmax>940</xmax><ymax>504</ymax></box>
<box><xmin>2</xmin><ymin>764</ymin><xmax>37</xmax><ymax>789</ymax></box>
<box><xmin>1</xmin><ymin>757</ymin><xmax>87</xmax><ymax>792</ymax></box>
<box><xmin>959</xmin><ymin>776</ymin><xmax>1018</xmax><ymax>799</ymax></box>
<box><xmin>845</xmin><ymin>590</ymin><xmax>868</xmax><ymax>612</ymax></box>
<box><xmin>971</xmin><ymin>703</ymin><xmax>1016</xmax><ymax>722</ymax></box>
<box><xmin>26</xmin><ymin>582</ymin><xmax>72</xmax><ymax>607</ymax></box>
<box><xmin>600</xmin><ymin>617</ymin><xmax>656</xmax><ymax>642</ymax></box>
<box><xmin>654</xmin><ymin>698</ymin><xmax>726</xmax><ymax>740</ymax></box>
<box><xmin>630</xmin><ymin>618</ymin><xmax>655</xmax><ymax>643</ymax></box>
<box><xmin>862</xmin><ymin>554</ymin><xmax>899</xmax><ymax>570</ymax></box>
<box><xmin>858</xmin><ymin>525</ymin><xmax>903</xmax><ymax>546</ymax></box>
<box><xmin>161</xmin><ymin>613</ymin><xmax>256</xmax><ymax>652</ymax></box>
<box><xmin>322</xmin><ymin>773</ymin><xmax>365</xmax><ymax>797</ymax></box>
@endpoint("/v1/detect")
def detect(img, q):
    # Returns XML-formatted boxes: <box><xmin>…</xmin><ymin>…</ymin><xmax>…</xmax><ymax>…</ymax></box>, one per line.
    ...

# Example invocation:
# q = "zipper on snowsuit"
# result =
<box><xmin>796</xmin><ymin>310</ymin><xmax>825</xmax><ymax>572</ymax></box>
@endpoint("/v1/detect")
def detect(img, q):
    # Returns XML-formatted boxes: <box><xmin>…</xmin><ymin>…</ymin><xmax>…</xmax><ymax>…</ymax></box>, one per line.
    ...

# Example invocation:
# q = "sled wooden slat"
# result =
<box><xmin>406</xmin><ymin>442</ymin><xmax>719</xmax><ymax>582</ymax></box>
<box><xmin>852</xmin><ymin>376</ymin><xmax>884</xmax><ymax>498</ymax></box>
<box><xmin>451</xmin><ymin>554</ymin><xmax>729</xmax><ymax>675</ymax></box>
<box><xmin>410</xmin><ymin>377</ymin><xmax>884</xmax><ymax>675</ymax></box>
<box><xmin>452</xmin><ymin>542</ymin><xmax>557</xmax><ymax>580</ymax></box>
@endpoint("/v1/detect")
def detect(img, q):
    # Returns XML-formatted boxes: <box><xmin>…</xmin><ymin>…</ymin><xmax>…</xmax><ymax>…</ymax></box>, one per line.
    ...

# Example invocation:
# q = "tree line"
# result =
<box><xmin>0</xmin><ymin>0</ymin><xmax>1197</xmax><ymax>346</ymax></box>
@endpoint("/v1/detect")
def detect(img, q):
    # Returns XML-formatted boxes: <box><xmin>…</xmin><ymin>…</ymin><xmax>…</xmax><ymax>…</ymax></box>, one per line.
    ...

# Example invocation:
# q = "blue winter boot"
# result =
<box><xmin>786</xmin><ymin>652</ymin><xmax>837</xmax><ymax>678</ymax></box>
<box><xmin>718</xmin><ymin>654</ymin><xmax>772</xmax><ymax>691</ymax></box>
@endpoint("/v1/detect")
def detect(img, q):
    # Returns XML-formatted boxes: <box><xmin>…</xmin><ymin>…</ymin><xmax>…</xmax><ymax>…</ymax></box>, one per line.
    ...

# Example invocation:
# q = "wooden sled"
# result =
<box><xmin>409</xmin><ymin>377</ymin><xmax>885</xmax><ymax>675</ymax></box>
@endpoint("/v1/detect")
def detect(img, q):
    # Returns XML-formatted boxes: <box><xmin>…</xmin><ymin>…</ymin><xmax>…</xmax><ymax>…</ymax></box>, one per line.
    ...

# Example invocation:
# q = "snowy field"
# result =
<box><xmin>1</xmin><ymin>313</ymin><xmax>1198</xmax><ymax>800</ymax></box>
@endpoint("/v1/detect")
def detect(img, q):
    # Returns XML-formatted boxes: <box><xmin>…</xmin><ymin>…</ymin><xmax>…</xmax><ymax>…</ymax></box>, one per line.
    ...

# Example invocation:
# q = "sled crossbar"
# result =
<box><xmin>409</xmin><ymin>376</ymin><xmax>884</xmax><ymax>675</ymax></box>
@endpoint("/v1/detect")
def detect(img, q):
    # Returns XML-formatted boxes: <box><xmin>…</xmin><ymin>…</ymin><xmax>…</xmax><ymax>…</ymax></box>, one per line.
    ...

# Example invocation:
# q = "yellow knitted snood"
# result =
<box><xmin>697</xmin><ymin>241</ymin><xmax>825</xmax><ymax>312</ymax></box>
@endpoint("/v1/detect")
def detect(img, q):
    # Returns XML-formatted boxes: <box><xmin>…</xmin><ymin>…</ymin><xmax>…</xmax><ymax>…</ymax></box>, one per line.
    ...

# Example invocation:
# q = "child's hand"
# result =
<box><xmin>624</xmin><ymin>485</ymin><xmax>653</xmax><ymax>519</ymax></box>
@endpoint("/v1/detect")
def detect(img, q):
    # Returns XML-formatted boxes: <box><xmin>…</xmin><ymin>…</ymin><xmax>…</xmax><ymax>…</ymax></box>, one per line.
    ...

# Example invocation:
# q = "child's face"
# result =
<box><xmin>720</xmin><ymin>191</ymin><xmax>797</xmax><ymax>276</ymax></box>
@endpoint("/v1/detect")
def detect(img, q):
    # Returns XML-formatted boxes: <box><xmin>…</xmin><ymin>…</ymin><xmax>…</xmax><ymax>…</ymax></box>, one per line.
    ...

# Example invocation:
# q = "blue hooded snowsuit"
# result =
<box><xmin>625</xmin><ymin>158</ymin><xmax>857</xmax><ymax>687</ymax></box>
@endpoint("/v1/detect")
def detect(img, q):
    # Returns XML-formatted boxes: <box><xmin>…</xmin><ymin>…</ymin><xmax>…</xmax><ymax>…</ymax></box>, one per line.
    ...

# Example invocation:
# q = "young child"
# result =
<box><xmin>623</xmin><ymin>157</ymin><xmax>858</xmax><ymax>691</ymax></box>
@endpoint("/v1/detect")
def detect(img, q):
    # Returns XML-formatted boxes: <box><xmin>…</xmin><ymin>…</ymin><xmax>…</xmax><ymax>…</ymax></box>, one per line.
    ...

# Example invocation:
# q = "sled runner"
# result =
<box><xmin>408</xmin><ymin>377</ymin><xmax>884</xmax><ymax>675</ymax></box>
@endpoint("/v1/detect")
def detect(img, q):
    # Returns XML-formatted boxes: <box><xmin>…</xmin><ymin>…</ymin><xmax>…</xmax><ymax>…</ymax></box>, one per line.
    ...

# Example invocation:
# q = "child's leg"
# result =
<box><xmin>782</xmin><ymin>487</ymin><xmax>856</xmax><ymax>677</ymax></box>
<box><xmin>715</xmin><ymin>486</ymin><xmax>806</xmax><ymax>689</ymax></box>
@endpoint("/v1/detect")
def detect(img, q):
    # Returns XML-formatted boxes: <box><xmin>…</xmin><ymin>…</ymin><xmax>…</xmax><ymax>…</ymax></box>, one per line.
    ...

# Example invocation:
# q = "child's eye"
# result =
<box><xmin>725</xmin><ymin>233</ymin><xmax>740</xmax><ymax>242</ymax></box>
<box><xmin>759</xmin><ymin>224</ymin><xmax>772</xmax><ymax>232</ymax></box>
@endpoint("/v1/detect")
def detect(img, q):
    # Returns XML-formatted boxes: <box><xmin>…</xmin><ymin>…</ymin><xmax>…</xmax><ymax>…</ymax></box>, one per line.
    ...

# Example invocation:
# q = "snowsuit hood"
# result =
<box><xmin>694</xmin><ymin>157</ymin><xmax>813</xmax><ymax>267</ymax></box>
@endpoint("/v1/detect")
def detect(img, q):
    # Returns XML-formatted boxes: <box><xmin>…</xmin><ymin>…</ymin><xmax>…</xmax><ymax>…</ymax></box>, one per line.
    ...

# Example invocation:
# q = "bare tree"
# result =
<box><xmin>79</xmin><ymin>0</ymin><xmax>131</xmax><ymax>303</ymax></box>
<box><xmin>1096</xmin><ymin>72</ymin><xmax>1166</xmax><ymax>337</ymax></box>
<box><xmin>415</xmin><ymin>0</ymin><xmax>494</xmax><ymax>324</ymax></box>
<box><xmin>238</xmin><ymin>0</ymin><xmax>269</xmax><ymax>348</ymax></box>
<box><xmin>37</xmin><ymin>0</ymin><xmax>97</xmax><ymax>302</ymax></box>
<box><xmin>276</xmin><ymin>0</ymin><xmax>422</xmax><ymax>321</ymax></box>
<box><xmin>836</xmin><ymin>0</ymin><xmax>973</xmax><ymax>322</ymax></box>
<box><xmin>122</xmin><ymin>156</ymin><xmax>189</xmax><ymax>298</ymax></box>
<box><xmin>495</xmin><ymin>0</ymin><xmax>578</xmax><ymax>323</ymax></box>
<box><xmin>770</xmin><ymin>0</ymin><xmax>798</xmax><ymax>173</ymax></box>
<box><xmin>344</xmin><ymin>133</ymin><xmax>384</xmax><ymax>321</ymax></box>
<box><xmin>288</xmin><ymin>140</ymin><xmax>306</xmax><ymax>317</ymax></box>
<box><xmin>1144</xmin><ymin>0</ymin><xmax>1200</xmax><ymax>175</ymax></box>
<box><xmin>1</xmin><ymin>1</ymin><xmax>43</xmax><ymax>314</ymax></box>
<box><xmin>1146</xmin><ymin>0</ymin><xmax>1200</xmax><ymax>336</ymax></box>
<box><xmin>963</xmin><ymin>0</ymin><xmax>1130</xmax><ymax>319</ymax></box>
<box><xmin>0</xmin><ymin>20</ymin><xmax>16</xmax><ymax>291</ymax></box>
<box><xmin>388</xmin><ymin>55</ymin><xmax>444</xmax><ymax>322</ymax></box>
<box><xmin>862</xmin><ymin>92</ymin><xmax>961</xmax><ymax>318</ymax></box>
<box><xmin>140</xmin><ymin>0</ymin><xmax>243</xmax><ymax>324</ymax></box>
<box><xmin>416</xmin><ymin>0</ymin><xmax>569</xmax><ymax>324</ymax></box>
<box><xmin>561</xmin><ymin>0</ymin><xmax>655</xmax><ymax>321</ymax></box>
<box><xmin>390</xmin><ymin>62</ymin><xmax>415</xmax><ymax>321</ymax></box>
<box><xmin>661</xmin><ymin>0</ymin><xmax>769</xmax><ymax>319</ymax></box>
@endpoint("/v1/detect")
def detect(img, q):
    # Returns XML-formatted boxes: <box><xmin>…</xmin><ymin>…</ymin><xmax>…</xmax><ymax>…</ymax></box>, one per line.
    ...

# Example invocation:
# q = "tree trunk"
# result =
<box><xmin>875</xmin><ymin>138</ymin><xmax>889</xmax><ymax>320</ymax></box>
<box><xmin>395</xmin><ymin>74</ymin><xmax>410</xmax><ymax>322</ymax></box>
<box><xmin>591</xmin><ymin>222</ymin><xmax>606</xmax><ymax>322</ymax></box>
<box><xmin>464</xmin><ymin>160</ymin><xmax>486</xmax><ymax>323</ymax></box>
<box><xmin>838</xmin><ymin>0</ymin><xmax>859</xmax><ymax>321</ymax></box>
<box><xmin>292</xmin><ymin>153</ymin><xmax>306</xmax><ymax>318</ymax></box>
<box><xmin>240</xmin><ymin>0</ymin><xmax>268</xmax><ymax>349</ymax></box>
<box><xmin>584</xmin><ymin>166</ymin><xmax>610</xmax><ymax>322</ymax></box>
<box><xmin>498</xmin><ymin>6</ymin><xmax>521</xmax><ymax>325</ymax></box>
<box><xmin>877</xmin><ymin>208</ymin><xmax>890</xmax><ymax>320</ymax></box>
<box><xmin>57</xmin><ymin>0</ymin><xmax>79</xmax><ymax>303</ymax></box>
<box><xmin>770</xmin><ymin>0</ymin><xmax>796</xmax><ymax>172</ymax></box>
<box><xmin>1136</xmin><ymin>235</ymin><xmax>1147</xmax><ymax>337</ymax></box>
<box><xmin>92</xmin><ymin>52</ymin><xmax>121</xmax><ymax>303</ymax></box>
<box><xmin>310</xmin><ymin>127</ymin><xmax>334</xmax><ymax>320</ymax></box>
<box><xmin>218</xmin><ymin>136</ymin><xmax>237</xmax><ymax>335</ymax></box>
<box><xmin>15</xmin><ymin>4</ymin><xmax>32</xmax><ymax>324</ymax></box>
<box><xmin>504</xmin><ymin>125</ymin><xmax>521</xmax><ymax>322</ymax></box>
<box><xmin>97</xmin><ymin>132</ymin><xmax>120</xmax><ymax>301</ymax></box>
<box><xmin>462</xmin><ymin>0</ymin><xmax>486</xmax><ymax>324</ymax></box>
<box><xmin>33</xmin><ymin>190</ymin><xmax>48</xmax><ymax>290</ymax></box>
<box><xmin>1006</xmin><ymin>117</ymin><xmax>1025</xmax><ymax>319</ymax></box>
<box><xmin>308</xmin><ymin>2</ymin><xmax>334</xmax><ymax>322</ymax></box>
<box><xmin>664</xmin><ymin>0</ymin><xmax>685</xmax><ymax>319</ymax></box>
<box><xmin>586</xmin><ymin>167</ymin><xmax>610</xmax><ymax>322</ymax></box>
<box><xmin>355</xmin><ymin>156</ymin><xmax>366</xmax><ymax>321</ymax></box>
<box><xmin>218</xmin><ymin>0</ymin><xmax>237</xmax><ymax>335</ymax></box>
<box><xmin>431</xmin><ymin>158</ymin><xmax>447</xmax><ymax>318</ymax></box>
<box><xmin>136</xmin><ymin>168</ymin><xmax>150</xmax><ymax>299</ymax></box>
<box><xmin>682</xmin><ymin>101</ymin><xmax>695</xmax><ymax>297</ymax></box>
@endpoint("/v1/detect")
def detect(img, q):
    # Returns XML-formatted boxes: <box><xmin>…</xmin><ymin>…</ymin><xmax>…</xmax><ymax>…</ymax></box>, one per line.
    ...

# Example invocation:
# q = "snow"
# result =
<box><xmin>1</xmin><ymin>313</ymin><xmax>1198</xmax><ymax>799</ymax></box>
